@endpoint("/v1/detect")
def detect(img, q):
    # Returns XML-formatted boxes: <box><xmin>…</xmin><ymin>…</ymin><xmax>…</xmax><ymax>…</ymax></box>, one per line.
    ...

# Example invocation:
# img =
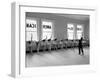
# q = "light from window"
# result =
<box><xmin>77</xmin><ymin>25</ymin><xmax>83</xmax><ymax>39</ymax></box>
<box><xmin>67</xmin><ymin>24</ymin><xmax>74</xmax><ymax>40</ymax></box>
<box><xmin>26</xmin><ymin>19</ymin><xmax>38</xmax><ymax>41</ymax></box>
<box><xmin>26</xmin><ymin>32</ymin><xmax>37</xmax><ymax>41</ymax></box>
<box><xmin>42</xmin><ymin>21</ymin><xmax>53</xmax><ymax>40</ymax></box>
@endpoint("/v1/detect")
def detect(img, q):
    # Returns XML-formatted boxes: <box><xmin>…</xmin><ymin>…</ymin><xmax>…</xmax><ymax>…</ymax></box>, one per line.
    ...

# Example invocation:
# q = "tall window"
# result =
<box><xmin>67</xmin><ymin>24</ymin><xmax>74</xmax><ymax>40</ymax></box>
<box><xmin>77</xmin><ymin>25</ymin><xmax>83</xmax><ymax>39</ymax></box>
<box><xmin>42</xmin><ymin>21</ymin><xmax>53</xmax><ymax>40</ymax></box>
<box><xmin>26</xmin><ymin>19</ymin><xmax>38</xmax><ymax>41</ymax></box>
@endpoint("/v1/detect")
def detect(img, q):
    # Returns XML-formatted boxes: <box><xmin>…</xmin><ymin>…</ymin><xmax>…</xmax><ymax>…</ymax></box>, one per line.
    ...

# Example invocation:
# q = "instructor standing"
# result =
<box><xmin>78</xmin><ymin>37</ymin><xmax>84</xmax><ymax>55</ymax></box>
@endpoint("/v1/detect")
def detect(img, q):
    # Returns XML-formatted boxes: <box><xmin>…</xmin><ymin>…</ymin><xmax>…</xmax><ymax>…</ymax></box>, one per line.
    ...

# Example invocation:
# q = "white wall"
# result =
<box><xmin>0</xmin><ymin>0</ymin><xmax>100</xmax><ymax>80</ymax></box>
<box><xmin>26</xmin><ymin>12</ymin><xmax>88</xmax><ymax>40</ymax></box>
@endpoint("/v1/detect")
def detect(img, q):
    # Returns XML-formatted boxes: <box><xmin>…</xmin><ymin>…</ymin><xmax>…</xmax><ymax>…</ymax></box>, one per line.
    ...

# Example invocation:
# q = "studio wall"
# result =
<box><xmin>26</xmin><ymin>12</ymin><xmax>89</xmax><ymax>40</ymax></box>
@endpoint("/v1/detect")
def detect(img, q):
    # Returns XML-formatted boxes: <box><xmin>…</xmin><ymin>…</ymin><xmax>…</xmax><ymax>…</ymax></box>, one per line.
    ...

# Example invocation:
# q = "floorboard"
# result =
<box><xmin>26</xmin><ymin>47</ymin><xmax>89</xmax><ymax>67</ymax></box>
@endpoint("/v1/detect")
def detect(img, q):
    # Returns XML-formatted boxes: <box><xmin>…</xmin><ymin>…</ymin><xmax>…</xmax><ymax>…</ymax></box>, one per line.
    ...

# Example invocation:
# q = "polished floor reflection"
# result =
<box><xmin>26</xmin><ymin>47</ymin><xmax>89</xmax><ymax>67</ymax></box>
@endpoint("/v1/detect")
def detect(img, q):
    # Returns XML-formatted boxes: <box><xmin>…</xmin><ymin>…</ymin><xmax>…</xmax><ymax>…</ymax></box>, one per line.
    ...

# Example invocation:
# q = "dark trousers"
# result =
<box><xmin>79</xmin><ymin>46</ymin><xmax>84</xmax><ymax>55</ymax></box>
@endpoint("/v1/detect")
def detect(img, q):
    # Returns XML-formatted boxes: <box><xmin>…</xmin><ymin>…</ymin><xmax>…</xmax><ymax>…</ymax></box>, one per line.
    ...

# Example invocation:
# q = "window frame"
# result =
<box><xmin>76</xmin><ymin>24</ymin><xmax>84</xmax><ymax>39</ymax></box>
<box><xmin>67</xmin><ymin>23</ymin><xmax>75</xmax><ymax>40</ymax></box>
<box><xmin>41</xmin><ymin>19</ymin><xmax>54</xmax><ymax>40</ymax></box>
<box><xmin>25</xmin><ymin>17</ymin><xmax>39</xmax><ymax>41</ymax></box>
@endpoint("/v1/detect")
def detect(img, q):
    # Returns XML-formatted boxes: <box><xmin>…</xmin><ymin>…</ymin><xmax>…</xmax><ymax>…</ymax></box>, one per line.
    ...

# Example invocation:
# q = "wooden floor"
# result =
<box><xmin>25</xmin><ymin>47</ymin><xmax>89</xmax><ymax>67</ymax></box>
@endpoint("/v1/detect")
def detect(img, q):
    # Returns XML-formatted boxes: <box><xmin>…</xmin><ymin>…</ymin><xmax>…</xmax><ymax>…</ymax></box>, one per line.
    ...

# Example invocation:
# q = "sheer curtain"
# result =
<box><xmin>77</xmin><ymin>25</ymin><xmax>83</xmax><ymax>39</ymax></box>
<box><xmin>26</xmin><ymin>19</ymin><xmax>38</xmax><ymax>41</ymax></box>
<box><xmin>67</xmin><ymin>24</ymin><xmax>74</xmax><ymax>40</ymax></box>
<box><xmin>42</xmin><ymin>21</ymin><xmax>53</xmax><ymax>40</ymax></box>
